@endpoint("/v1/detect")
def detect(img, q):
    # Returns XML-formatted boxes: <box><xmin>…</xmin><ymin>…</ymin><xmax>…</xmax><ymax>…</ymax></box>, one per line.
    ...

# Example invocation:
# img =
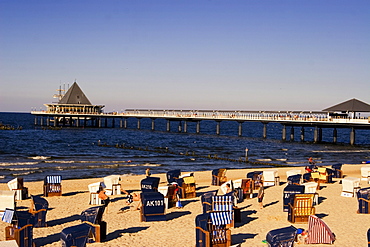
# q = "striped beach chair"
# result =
<box><xmin>211</xmin><ymin>195</ymin><xmax>235</xmax><ymax>227</ymax></box>
<box><xmin>306</xmin><ymin>215</ymin><xmax>336</xmax><ymax>244</ymax></box>
<box><xmin>43</xmin><ymin>175</ymin><xmax>62</xmax><ymax>197</ymax></box>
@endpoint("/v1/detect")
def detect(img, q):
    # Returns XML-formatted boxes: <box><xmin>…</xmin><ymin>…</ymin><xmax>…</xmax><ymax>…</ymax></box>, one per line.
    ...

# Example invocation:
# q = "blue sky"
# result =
<box><xmin>1</xmin><ymin>1</ymin><xmax>369</xmax><ymax>112</ymax></box>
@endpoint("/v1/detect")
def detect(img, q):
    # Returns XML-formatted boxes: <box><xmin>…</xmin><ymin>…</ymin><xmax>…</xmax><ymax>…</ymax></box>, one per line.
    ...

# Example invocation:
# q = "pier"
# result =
<box><xmin>30</xmin><ymin>83</ymin><xmax>370</xmax><ymax>145</ymax></box>
<box><xmin>31</xmin><ymin>109</ymin><xmax>370</xmax><ymax>145</ymax></box>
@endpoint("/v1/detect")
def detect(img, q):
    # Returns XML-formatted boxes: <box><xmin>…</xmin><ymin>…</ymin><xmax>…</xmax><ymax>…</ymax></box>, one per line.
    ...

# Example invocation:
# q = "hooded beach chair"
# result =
<box><xmin>283</xmin><ymin>185</ymin><xmax>305</xmax><ymax>212</ymax></box>
<box><xmin>166</xmin><ymin>169</ymin><xmax>181</xmax><ymax>184</ymax></box>
<box><xmin>212</xmin><ymin>169</ymin><xmax>227</xmax><ymax>186</ymax></box>
<box><xmin>361</xmin><ymin>165</ymin><xmax>370</xmax><ymax>181</ymax></box>
<box><xmin>317</xmin><ymin>167</ymin><xmax>333</xmax><ymax>183</ymax></box>
<box><xmin>331</xmin><ymin>164</ymin><xmax>343</xmax><ymax>178</ymax></box>
<box><xmin>357</xmin><ymin>187</ymin><xmax>370</xmax><ymax>214</ymax></box>
<box><xmin>88</xmin><ymin>182</ymin><xmax>104</xmax><ymax>205</ymax></box>
<box><xmin>179</xmin><ymin>174</ymin><xmax>196</xmax><ymax>198</ymax></box>
<box><xmin>246</xmin><ymin>171</ymin><xmax>263</xmax><ymax>190</ymax></box>
<box><xmin>302</xmin><ymin>182</ymin><xmax>319</xmax><ymax>205</ymax></box>
<box><xmin>0</xmin><ymin>191</ymin><xmax>16</xmax><ymax>215</ymax></box>
<box><xmin>287</xmin><ymin>194</ymin><xmax>315</xmax><ymax>223</ymax></box>
<box><xmin>158</xmin><ymin>184</ymin><xmax>177</xmax><ymax>209</ymax></box>
<box><xmin>195</xmin><ymin>213</ymin><xmax>232</xmax><ymax>247</ymax></box>
<box><xmin>60</xmin><ymin>223</ymin><xmax>93</xmax><ymax>247</ymax></box>
<box><xmin>220</xmin><ymin>180</ymin><xmax>234</xmax><ymax>195</ymax></box>
<box><xmin>266</xmin><ymin>225</ymin><xmax>297</xmax><ymax>247</ymax></box>
<box><xmin>232</xmin><ymin>179</ymin><xmax>250</xmax><ymax>202</ymax></box>
<box><xmin>286</xmin><ymin>169</ymin><xmax>301</xmax><ymax>179</ymax></box>
<box><xmin>341</xmin><ymin>177</ymin><xmax>360</xmax><ymax>197</ymax></box>
<box><xmin>141</xmin><ymin>177</ymin><xmax>160</xmax><ymax>192</ymax></box>
<box><xmin>287</xmin><ymin>174</ymin><xmax>301</xmax><ymax>185</ymax></box>
<box><xmin>7</xmin><ymin>177</ymin><xmax>28</xmax><ymax>200</ymax></box>
<box><xmin>263</xmin><ymin>169</ymin><xmax>280</xmax><ymax>187</ymax></box>
<box><xmin>203</xmin><ymin>194</ymin><xmax>235</xmax><ymax>227</ymax></box>
<box><xmin>201</xmin><ymin>190</ymin><xmax>218</xmax><ymax>213</ymax></box>
<box><xmin>29</xmin><ymin>195</ymin><xmax>48</xmax><ymax>227</ymax></box>
<box><xmin>2</xmin><ymin>209</ymin><xmax>34</xmax><ymax>247</ymax></box>
<box><xmin>306</xmin><ymin>215</ymin><xmax>336</xmax><ymax>244</ymax></box>
<box><xmin>303</xmin><ymin>173</ymin><xmax>312</xmax><ymax>183</ymax></box>
<box><xmin>43</xmin><ymin>175</ymin><xmax>62</xmax><ymax>197</ymax></box>
<box><xmin>140</xmin><ymin>192</ymin><xmax>166</xmax><ymax>222</ymax></box>
<box><xmin>103</xmin><ymin>175</ymin><xmax>121</xmax><ymax>196</ymax></box>
<box><xmin>80</xmin><ymin>206</ymin><xmax>106</xmax><ymax>242</ymax></box>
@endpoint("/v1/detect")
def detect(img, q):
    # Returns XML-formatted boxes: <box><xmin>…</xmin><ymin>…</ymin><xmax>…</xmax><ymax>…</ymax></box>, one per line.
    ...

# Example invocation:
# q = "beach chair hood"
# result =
<box><xmin>141</xmin><ymin>177</ymin><xmax>160</xmax><ymax>192</ymax></box>
<box><xmin>266</xmin><ymin>225</ymin><xmax>297</xmax><ymax>247</ymax></box>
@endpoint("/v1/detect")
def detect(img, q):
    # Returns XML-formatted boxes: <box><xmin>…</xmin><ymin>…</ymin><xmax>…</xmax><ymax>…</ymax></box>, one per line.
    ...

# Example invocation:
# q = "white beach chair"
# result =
<box><xmin>7</xmin><ymin>178</ymin><xmax>28</xmax><ymax>201</ymax></box>
<box><xmin>0</xmin><ymin>191</ymin><xmax>16</xmax><ymax>218</ymax></box>
<box><xmin>302</xmin><ymin>182</ymin><xmax>319</xmax><ymax>205</ymax></box>
<box><xmin>220</xmin><ymin>180</ymin><xmax>234</xmax><ymax>195</ymax></box>
<box><xmin>263</xmin><ymin>169</ymin><xmax>280</xmax><ymax>187</ymax></box>
<box><xmin>286</xmin><ymin>169</ymin><xmax>302</xmax><ymax>178</ymax></box>
<box><xmin>88</xmin><ymin>182</ymin><xmax>104</xmax><ymax>205</ymax></box>
<box><xmin>103</xmin><ymin>175</ymin><xmax>121</xmax><ymax>196</ymax></box>
<box><xmin>341</xmin><ymin>177</ymin><xmax>361</xmax><ymax>197</ymax></box>
<box><xmin>361</xmin><ymin>165</ymin><xmax>370</xmax><ymax>181</ymax></box>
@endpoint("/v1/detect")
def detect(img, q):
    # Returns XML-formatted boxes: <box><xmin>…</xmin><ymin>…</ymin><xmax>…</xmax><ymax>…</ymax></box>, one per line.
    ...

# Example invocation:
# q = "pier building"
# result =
<box><xmin>31</xmin><ymin>85</ymin><xmax>370</xmax><ymax>145</ymax></box>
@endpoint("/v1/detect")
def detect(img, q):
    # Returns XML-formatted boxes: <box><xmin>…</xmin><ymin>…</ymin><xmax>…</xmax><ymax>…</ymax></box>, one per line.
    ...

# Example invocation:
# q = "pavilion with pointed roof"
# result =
<box><xmin>323</xmin><ymin>98</ymin><xmax>370</xmax><ymax>113</ymax></box>
<box><xmin>44</xmin><ymin>82</ymin><xmax>105</xmax><ymax>114</ymax></box>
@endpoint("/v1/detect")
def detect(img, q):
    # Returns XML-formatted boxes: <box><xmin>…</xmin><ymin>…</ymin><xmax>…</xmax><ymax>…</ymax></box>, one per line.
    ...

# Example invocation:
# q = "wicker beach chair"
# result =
<box><xmin>263</xmin><ymin>169</ymin><xmax>280</xmax><ymax>187</ymax></box>
<box><xmin>283</xmin><ymin>184</ymin><xmax>305</xmax><ymax>212</ymax></box>
<box><xmin>195</xmin><ymin>212</ymin><xmax>232</xmax><ymax>247</ymax></box>
<box><xmin>88</xmin><ymin>182</ymin><xmax>104</xmax><ymax>205</ymax></box>
<box><xmin>287</xmin><ymin>194</ymin><xmax>315</xmax><ymax>223</ymax></box>
<box><xmin>0</xmin><ymin>191</ymin><xmax>16</xmax><ymax>215</ymax></box>
<box><xmin>29</xmin><ymin>195</ymin><xmax>48</xmax><ymax>227</ymax></box>
<box><xmin>166</xmin><ymin>169</ymin><xmax>181</xmax><ymax>184</ymax></box>
<box><xmin>2</xmin><ymin>209</ymin><xmax>34</xmax><ymax>247</ymax></box>
<box><xmin>141</xmin><ymin>177</ymin><xmax>160</xmax><ymax>192</ymax></box>
<box><xmin>287</xmin><ymin>174</ymin><xmax>302</xmax><ymax>185</ymax></box>
<box><xmin>212</xmin><ymin>169</ymin><xmax>227</xmax><ymax>186</ymax></box>
<box><xmin>140</xmin><ymin>192</ymin><xmax>166</xmax><ymax>222</ymax></box>
<box><xmin>306</xmin><ymin>215</ymin><xmax>335</xmax><ymax>244</ymax></box>
<box><xmin>266</xmin><ymin>225</ymin><xmax>297</xmax><ymax>247</ymax></box>
<box><xmin>60</xmin><ymin>223</ymin><xmax>93</xmax><ymax>247</ymax></box>
<box><xmin>331</xmin><ymin>164</ymin><xmax>343</xmax><ymax>178</ymax></box>
<box><xmin>203</xmin><ymin>194</ymin><xmax>236</xmax><ymax>227</ymax></box>
<box><xmin>43</xmin><ymin>175</ymin><xmax>62</xmax><ymax>197</ymax></box>
<box><xmin>103</xmin><ymin>175</ymin><xmax>121</xmax><ymax>196</ymax></box>
<box><xmin>7</xmin><ymin>178</ymin><xmax>28</xmax><ymax>200</ymax></box>
<box><xmin>246</xmin><ymin>171</ymin><xmax>262</xmax><ymax>190</ymax></box>
<box><xmin>341</xmin><ymin>177</ymin><xmax>360</xmax><ymax>197</ymax></box>
<box><xmin>80</xmin><ymin>206</ymin><xmax>106</xmax><ymax>242</ymax></box>
<box><xmin>357</xmin><ymin>187</ymin><xmax>370</xmax><ymax>214</ymax></box>
<box><xmin>158</xmin><ymin>184</ymin><xmax>177</xmax><ymax>209</ymax></box>
<box><xmin>201</xmin><ymin>190</ymin><xmax>218</xmax><ymax>213</ymax></box>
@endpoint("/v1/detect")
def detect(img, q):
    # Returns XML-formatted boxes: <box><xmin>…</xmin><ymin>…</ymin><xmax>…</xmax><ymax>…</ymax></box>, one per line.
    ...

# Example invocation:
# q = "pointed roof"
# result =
<box><xmin>323</xmin><ymin>98</ymin><xmax>370</xmax><ymax>112</ymax></box>
<box><xmin>59</xmin><ymin>82</ymin><xmax>92</xmax><ymax>105</ymax></box>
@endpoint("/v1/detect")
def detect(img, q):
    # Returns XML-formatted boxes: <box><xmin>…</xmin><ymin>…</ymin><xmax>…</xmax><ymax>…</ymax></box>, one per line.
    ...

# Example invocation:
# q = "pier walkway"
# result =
<box><xmin>31</xmin><ymin>109</ymin><xmax>370</xmax><ymax>145</ymax></box>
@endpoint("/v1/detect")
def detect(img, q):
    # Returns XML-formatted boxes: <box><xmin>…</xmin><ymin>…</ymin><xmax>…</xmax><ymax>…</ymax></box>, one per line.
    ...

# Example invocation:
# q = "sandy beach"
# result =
<box><xmin>1</xmin><ymin>164</ymin><xmax>369</xmax><ymax>247</ymax></box>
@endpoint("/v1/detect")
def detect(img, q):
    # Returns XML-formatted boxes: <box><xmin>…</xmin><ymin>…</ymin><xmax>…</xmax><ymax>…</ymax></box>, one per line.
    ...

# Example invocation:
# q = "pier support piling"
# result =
<box><xmin>350</xmin><ymin>127</ymin><xmax>356</xmax><ymax>145</ymax></box>
<box><xmin>151</xmin><ymin>119</ymin><xmax>155</xmax><ymax>131</ymax></box>
<box><xmin>333</xmin><ymin>128</ymin><xmax>337</xmax><ymax>143</ymax></box>
<box><xmin>282</xmin><ymin>125</ymin><xmax>286</xmax><ymax>141</ymax></box>
<box><xmin>178</xmin><ymin>121</ymin><xmax>182</xmax><ymax>132</ymax></box>
<box><xmin>300</xmin><ymin>127</ymin><xmax>305</xmax><ymax>142</ymax></box>
<box><xmin>167</xmin><ymin>120</ymin><xmax>171</xmax><ymax>132</ymax></box>
<box><xmin>196</xmin><ymin>121</ymin><xmax>200</xmax><ymax>134</ymax></box>
<box><xmin>137</xmin><ymin>118</ymin><xmax>141</xmax><ymax>129</ymax></box>
<box><xmin>290</xmin><ymin>126</ymin><xmax>294</xmax><ymax>141</ymax></box>
<box><xmin>216</xmin><ymin>121</ymin><xmax>221</xmax><ymax>135</ymax></box>
<box><xmin>238</xmin><ymin>122</ymin><xmax>243</xmax><ymax>137</ymax></box>
<box><xmin>263</xmin><ymin>123</ymin><xmax>267</xmax><ymax>139</ymax></box>
<box><xmin>184</xmin><ymin>121</ymin><xmax>188</xmax><ymax>133</ymax></box>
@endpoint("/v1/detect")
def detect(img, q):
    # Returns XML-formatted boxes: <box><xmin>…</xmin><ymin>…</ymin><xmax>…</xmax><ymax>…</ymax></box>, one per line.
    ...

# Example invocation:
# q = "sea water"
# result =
<box><xmin>0</xmin><ymin>112</ymin><xmax>369</xmax><ymax>183</ymax></box>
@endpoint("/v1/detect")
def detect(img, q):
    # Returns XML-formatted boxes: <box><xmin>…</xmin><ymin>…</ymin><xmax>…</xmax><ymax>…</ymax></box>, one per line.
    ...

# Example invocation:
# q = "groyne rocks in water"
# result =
<box><xmin>96</xmin><ymin>141</ymin><xmax>292</xmax><ymax>168</ymax></box>
<box><xmin>0</xmin><ymin>123</ymin><xmax>22</xmax><ymax>130</ymax></box>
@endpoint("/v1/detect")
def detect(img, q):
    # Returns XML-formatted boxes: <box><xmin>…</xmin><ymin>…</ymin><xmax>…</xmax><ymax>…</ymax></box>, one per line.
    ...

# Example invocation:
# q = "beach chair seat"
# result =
<box><xmin>306</xmin><ymin>215</ymin><xmax>335</xmax><ymax>244</ymax></box>
<box><xmin>88</xmin><ymin>182</ymin><xmax>104</xmax><ymax>205</ymax></box>
<box><xmin>29</xmin><ymin>195</ymin><xmax>48</xmax><ymax>227</ymax></box>
<box><xmin>331</xmin><ymin>164</ymin><xmax>343</xmax><ymax>178</ymax></box>
<box><xmin>288</xmin><ymin>194</ymin><xmax>315</xmax><ymax>223</ymax></box>
<box><xmin>7</xmin><ymin>178</ymin><xmax>28</xmax><ymax>200</ymax></box>
<box><xmin>158</xmin><ymin>185</ymin><xmax>177</xmax><ymax>209</ymax></box>
<box><xmin>266</xmin><ymin>225</ymin><xmax>297</xmax><ymax>247</ymax></box>
<box><xmin>283</xmin><ymin>185</ymin><xmax>305</xmax><ymax>212</ymax></box>
<box><xmin>80</xmin><ymin>206</ymin><xmax>106</xmax><ymax>242</ymax></box>
<box><xmin>212</xmin><ymin>169</ymin><xmax>227</xmax><ymax>186</ymax></box>
<box><xmin>287</xmin><ymin>174</ymin><xmax>301</xmax><ymax>185</ymax></box>
<box><xmin>341</xmin><ymin>177</ymin><xmax>360</xmax><ymax>197</ymax></box>
<box><xmin>60</xmin><ymin>223</ymin><xmax>93</xmax><ymax>247</ymax></box>
<box><xmin>43</xmin><ymin>175</ymin><xmax>62</xmax><ymax>197</ymax></box>
<box><xmin>141</xmin><ymin>177</ymin><xmax>160</xmax><ymax>192</ymax></box>
<box><xmin>246</xmin><ymin>171</ymin><xmax>262</xmax><ymax>190</ymax></box>
<box><xmin>263</xmin><ymin>169</ymin><xmax>280</xmax><ymax>187</ymax></box>
<box><xmin>357</xmin><ymin>187</ymin><xmax>370</xmax><ymax>214</ymax></box>
<box><xmin>140</xmin><ymin>192</ymin><xmax>166</xmax><ymax>222</ymax></box>
<box><xmin>103</xmin><ymin>175</ymin><xmax>121</xmax><ymax>196</ymax></box>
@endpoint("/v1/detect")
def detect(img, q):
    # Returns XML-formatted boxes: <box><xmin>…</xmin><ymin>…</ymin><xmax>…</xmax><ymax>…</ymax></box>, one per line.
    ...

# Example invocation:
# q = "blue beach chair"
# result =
<box><xmin>140</xmin><ymin>192</ymin><xmax>166</xmax><ymax>222</ymax></box>
<box><xmin>141</xmin><ymin>177</ymin><xmax>160</xmax><ymax>192</ymax></box>
<box><xmin>43</xmin><ymin>175</ymin><xmax>62</xmax><ymax>197</ymax></box>
<box><xmin>60</xmin><ymin>223</ymin><xmax>93</xmax><ymax>247</ymax></box>
<box><xmin>287</xmin><ymin>174</ymin><xmax>301</xmax><ymax>185</ymax></box>
<box><xmin>283</xmin><ymin>185</ymin><xmax>305</xmax><ymax>212</ymax></box>
<box><xmin>29</xmin><ymin>195</ymin><xmax>48</xmax><ymax>227</ymax></box>
<box><xmin>266</xmin><ymin>225</ymin><xmax>297</xmax><ymax>247</ymax></box>
<box><xmin>331</xmin><ymin>164</ymin><xmax>343</xmax><ymax>178</ymax></box>
<box><xmin>80</xmin><ymin>206</ymin><xmax>106</xmax><ymax>242</ymax></box>
<box><xmin>2</xmin><ymin>209</ymin><xmax>34</xmax><ymax>247</ymax></box>
<box><xmin>212</xmin><ymin>169</ymin><xmax>227</xmax><ymax>186</ymax></box>
<box><xmin>201</xmin><ymin>190</ymin><xmax>218</xmax><ymax>214</ymax></box>
<box><xmin>166</xmin><ymin>169</ymin><xmax>181</xmax><ymax>184</ymax></box>
<box><xmin>357</xmin><ymin>187</ymin><xmax>370</xmax><ymax>214</ymax></box>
